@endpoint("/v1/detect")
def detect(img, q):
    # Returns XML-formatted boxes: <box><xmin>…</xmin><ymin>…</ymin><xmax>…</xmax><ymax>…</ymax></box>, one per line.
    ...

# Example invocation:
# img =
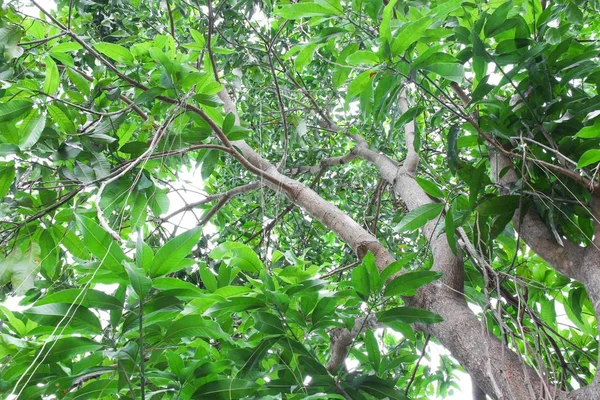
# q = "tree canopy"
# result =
<box><xmin>1</xmin><ymin>0</ymin><xmax>600</xmax><ymax>398</ymax></box>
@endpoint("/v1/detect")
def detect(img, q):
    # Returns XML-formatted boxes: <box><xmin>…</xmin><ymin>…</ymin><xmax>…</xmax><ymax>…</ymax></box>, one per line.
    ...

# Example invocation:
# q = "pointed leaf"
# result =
<box><xmin>394</xmin><ymin>203</ymin><xmax>444</xmax><ymax>233</ymax></box>
<box><xmin>43</xmin><ymin>55</ymin><xmax>59</xmax><ymax>95</ymax></box>
<box><xmin>384</xmin><ymin>271</ymin><xmax>443</xmax><ymax>297</ymax></box>
<box><xmin>149</xmin><ymin>227</ymin><xmax>201</xmax><ymax>277</ymax></box>
<box><xmin>377</xmin><ymin>306</ymin><xmax>443</xmax><ymax>324</ymax></box>
<box><xmin>0</xmin><ymin>100</ymin><xmax>32</xmax><ymax>122</ymax></box>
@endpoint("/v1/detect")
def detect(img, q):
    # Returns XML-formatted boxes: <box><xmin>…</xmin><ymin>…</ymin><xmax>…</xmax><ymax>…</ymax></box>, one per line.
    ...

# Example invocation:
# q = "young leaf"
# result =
<box><xmin>577</xmin><ymin>149</ymin><xmax>600</xmax><ymax>169</ymax></box>
<box><xmin>394</xmin><ymin>203</ymin><xmax>444</xmax><ymax>233</ymax></box>
<box><xmin>0</xmin><ymin>162</ymin><xmax>15</xmax><ymax>199</ymax></box>
<box><xmin>295</xmin><ymin>43</ymin><xmax>319</xmax><ymax>71</ymax></box>
<box><xmin>25</xmin><ymin>303</ymin><xmax>102</xmax><ymax>332</ymax></box>
<box><xmin>124</xmin><ymin>263</ymin><xmax>151</xmax><ymax>300</ymax></box>
<box><xmin>346</xmin><ymin>50</ymin><xmax>380</xmax><ymax>66</ymax></box>
<box><xmin>93</xmin><ymin>42</ymin><xmax>134</xmax><ymax>65</ymax></box>
<box><xmin>347</xmin><ymin>70</ymin><xmax>374</xmax><ymax>99</ymax></box>
<box><xmin>351</xmin><ymin>263</ymin><xmax>370</xmax><ymax>301</ymax></box>
<box><xmin>422</xmin><ymin>63</ymin><xmax>464</xmax><ymax>83</ymax></box>
<box><xmin>76</xmin><ymin>215</ymin><xmax>127</xmax><ymax>274</ymax></box>
<box><xmin>18</xmin><ymin>111</ymin><xmax>46</xmax><ymax>150</ymax></box>
<box><xmin>575</xmin><ymin>120</ymin><xmax>600</xmax><ymax>139</ymax></box>
<box><xmin>36</xmin><ymin>337</ymin><xmax>102</xmax><ymax>363</ymax></box>
<box><xmin>148</xmin><ymin>227</ymin><xmax>201</xmax><ymax>277</ymax></box>
<box><xmin>43</xmin><ymin>55</ymin><xmax>60</xmax><ymax>95</ymax></box>
<box><xmin>209</xmin><ymin>242</ymin><xmax>264</xmax><ymax>274</ymax></box>
<box><xmin>199</xmin><ymin>263</ymin><xmax>218</xmax><ymax>292</ymax></box>
<box><xmin>416</xmin><ymin>177</ymin><xmax>444</xmax><ymax>199</ymax></box>
<box><xmin>163</xmin><ymin>315</ymin><xmax>229</xmax><ymax>342</ymax></box>
<box><xmin>365</xmin><ymin>330</ymin><xmax>381</xmax><ymax>372</ymax></box>
<box><xmin>392</xmin><ymin>17</ymin><xmax>433</xmax><ymax>55</ymax></box>
<box><xmin>0</xmin><ymin>100</ymin><xmax>32</xmax><ymax>122</ymax></box>
<box><xmin>384</xmin><ymin>271</ymin><xmax>443</xmax><ymax>297</ymax></box>
<box><xmin>380</xmin><ymin>254</ymin><xmax>417</xmax><ymax>282</ymax></box>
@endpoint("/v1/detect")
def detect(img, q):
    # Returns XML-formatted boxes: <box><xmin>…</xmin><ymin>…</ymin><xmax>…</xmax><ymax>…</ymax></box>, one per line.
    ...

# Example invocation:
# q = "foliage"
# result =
<box><xmin>0</xmin><ymin>0</ymin><xmax>600</xmax><ymax>399</ymax></box>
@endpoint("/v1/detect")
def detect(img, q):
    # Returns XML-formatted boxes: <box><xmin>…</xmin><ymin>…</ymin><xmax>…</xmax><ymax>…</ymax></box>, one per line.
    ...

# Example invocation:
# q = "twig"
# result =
<box><xmin>405</xmin><ymin>334</ymin><xmax>430</xmax><ymax>395</ymax></box>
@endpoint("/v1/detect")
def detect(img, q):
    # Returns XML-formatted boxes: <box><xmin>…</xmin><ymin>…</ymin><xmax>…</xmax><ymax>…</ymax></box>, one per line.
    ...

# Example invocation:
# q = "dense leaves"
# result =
<box><xmin>1</xmin><ymin>0</ymin><xmax>600</xmax><ymax>399</ymax></box>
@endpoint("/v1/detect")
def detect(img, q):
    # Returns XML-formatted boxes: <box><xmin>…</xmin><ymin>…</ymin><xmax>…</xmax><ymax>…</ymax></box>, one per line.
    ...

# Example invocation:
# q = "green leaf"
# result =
<box><xmin>36</xmin><ymin>337</ymin><xmax>102</xmax><ymax>364</ymax></box>
<box><xmin>51</xmin><ymin>42</ymin><xmax>82</xmax><ymax>53</ymax></box>
<box><xmin>199</xmin><ymin>264</ymin><xmax>218</xmax><ymax>292</ymax></box>
<box><xmin>347</xmin><ymin>70</ymin><xmax>374</xmax><ymax>99</ymax></box>
<box><xmin>577</xmin><ymin>149</ymin><xmax>600</xmax><ymax>169</ymax></box>
<box><xmin>18</xmin><ymin>111</ymin><xmax>46</xmax><ymax>150</ymax></box>
<box><xmin>223</xmin><ymin>112</ymin><xmax>236</xmax><ymax>134</ymax></box>
<box><xmin>333</xmin><ymin>43</ymin><xmax>358</xmax><ymax>88</ymax></box>
<box><xmin>422</xmin><ymin>63</ymin><xmax>464</xmax><ymax>83</ymax></box>
<box><xmin>380</xmin><ymin>254</ymin><xmax>417</xmax><ymax>282</ymax></box>
<box><xmin>52</xmin><ymin>225</ymin><xmax>91</xmax><ymax>259</ymax></box>
<box><xmin>163</xmin><ymin>315</ymin><xmax>229</xmax><ymax>342</ymax></box>
<box><xmin>380</xmin><ymin>0</ymin><xmax>399</xmax><ymax>43</ymax></box>
<box><xmin>93</xmin><ymin>42</ymin><xmax>134</xmax><ymax>65</ymax></box>
<box><xmin>346</xmin><ymin>50</ymin><xmax>380</xmax><ymax>66</ymax></box>
<box><xmin>0</xmin><ymin>100</ymin><xmax>32</xmax><ymax>122</ymax></box>
<box><xmin>43</xmin><ymin>55</ymin><xmax>60</xmax><ymax>95</ymax></box>
<box><xmin>193</xmin><ymin>378</ymin><xmax>258</xmax><ymax>399</ymax></box>
<box><xmin>351</xmin><ymin>263</ymin><xmax>370</xmax><ymax>301</ymax></box>
<box><xmin>392</xmin><ymin>17</ymin><xmax>432</xmax><ymax>56</ymax></box>
<box><xmin>484</xmin><ymin>1</ymin><xmax>513</xmax><ymax>38</ymax></box>
<box><xmin>295</xmin><ymin>43</ymin><xmax>319</xmax><ymax>71</ymax></box>
<box><xmin>415</xmin><ymin>177</ymin><xmax>443</xmax><ymax>199</ymax></box>
<box><xmin>67</xmin><ymin>380</ymin><xmax>117</xmax><ymax>400</ymax></box>
<box><xmin>477</xmin><ymin>195</ymin><xmax>520</xmax><ymax>216</ymax></box>
<box><xmin>166</xmin><ymin>352</ymin><xmax>184</xmax><ymax>381</ymax></box>
<box><xmin>565</xmin><ymin>2</ymin><xmax>583</xmax><ymax>24</ymax></box>
<box><xmin>34</xmin><ymin>288</ymin><xmax>122</xmax><ymax>310</ymax></box>
<box><xmin>274</xmin><ymin>2</ymin><xmax>342</xmax><ymax>19</ymax></box>
<box><xmin>47</xmin><ymin>104</ymin><xmax>76</xmax><ymax>133</ymax></box>
<box><xmin>148</xmin><ymin>227</ymin><xmax>201</xmax><ymax>277</ymax></box>
<box><xmin>575</xmin><ymin>120</ymin><xmax>600</xmax><ymax>139</ymax></box>
<box><xmin>394</xmin><ymin>203</ymin><xmax>444</xmax><ymax>233</ymax></box>
<box><xmin>194</xmin><ymin>93</ymin><xmax>223</xmax><ymax>107</ymax></box>
<box><xmin>25</xmin><ymin>303</ymin><xmax>102</xmax><ymax>332</ymax></box>
<box><xmin>254</xmin><ymin>311</ymin><xmax>285</xmax><ymax>334</ymax></box>
<box><xmin>209</xmin><ymin>242</ymin><xmax>264</xmax><ymax>274</ymax></box>
<box><xmin>384</xmin><ymin>271</ymin><xmax>443</xmax><ymax>297</ymax></box>
<box><xmin>190</xmin><ymin>28</ymin><xmax>206</xmax><ymax>47</ymax></box>
<box><xmin>124</xmin><ymin>263</ymin><xmax>151</xmax><ymax>300</ymax></box>
<box><xmin>365</xmin><ymin>330</ymin><xmax>381</xmax><ymax>372</ymax></box>
<box><xmin>76</xmin><ymin>215</ymin><xmax>127</xmax><ymax>274</ymax></box>
<box><xmin>0</xmin><ymin>162</ymin><xmax>15</xmax><ymax>199</ymax></box>
<box><xmin>377</xmin><ymin>306</ymin><xmax>443</xmax><ymax>324</ymax></box>
<box><xmin>359</xmin><ymin>375</ymin><xmax>408</xmax><ymax>399</ymax></box>
<box><xmin>311</xmin><ymin>297</ymin><xmax>337</xmax><ymax>325</ymax></box>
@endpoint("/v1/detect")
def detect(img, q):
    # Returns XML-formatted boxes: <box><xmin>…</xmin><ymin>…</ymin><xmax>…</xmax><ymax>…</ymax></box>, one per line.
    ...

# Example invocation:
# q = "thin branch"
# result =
<box><xmin>161</xmin><ymin>182</ymin><xmax>260</xmax><ymax>221</ymax></box>
<box><xmin>165</xmin><ymin>0</ymin><xmax>175</xmax><ymax>39</ymax></box>
<box><xmin>405</xmin><ymin>334</ymin><xmax>430</xmax><ymax>395</ymax></box>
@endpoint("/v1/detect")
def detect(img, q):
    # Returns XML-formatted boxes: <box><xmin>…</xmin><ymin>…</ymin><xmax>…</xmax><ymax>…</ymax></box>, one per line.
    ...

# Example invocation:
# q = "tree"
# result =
<box><xmin>1</xmin><ymin>0</ymin><xmax>599</xmax><ymax>398</ymax></box>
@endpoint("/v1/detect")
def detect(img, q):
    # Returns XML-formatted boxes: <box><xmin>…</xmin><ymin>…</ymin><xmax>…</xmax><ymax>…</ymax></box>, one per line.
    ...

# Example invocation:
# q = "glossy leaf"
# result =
<box><xmin>394</xmin><ymin>203</ymin><xmax>444</xmax><ymax>233</ymax></box>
